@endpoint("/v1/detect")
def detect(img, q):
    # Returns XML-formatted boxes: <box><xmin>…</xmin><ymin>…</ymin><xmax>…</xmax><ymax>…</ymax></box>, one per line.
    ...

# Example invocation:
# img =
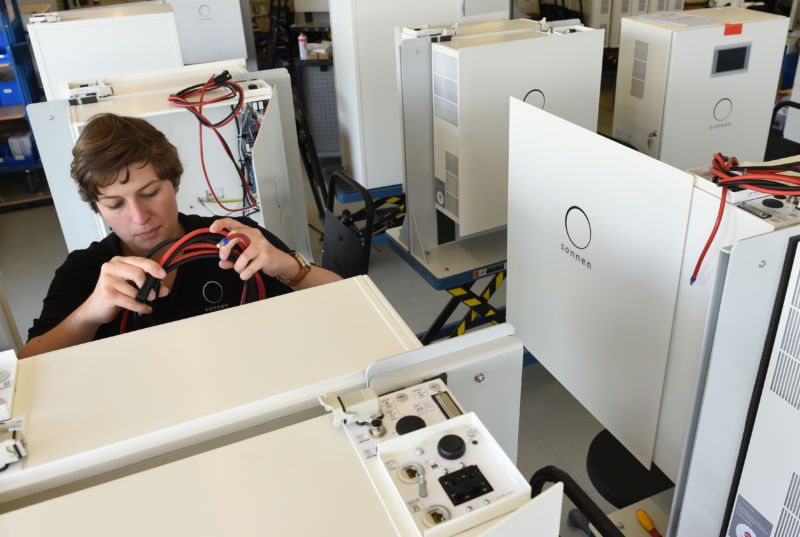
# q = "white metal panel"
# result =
<box><xmin>652</xmin><ymin>184</ymin><xmax>773</xmax><ymax>480</ymax></box>
<box><xmin>507</xmin><ymin>99</ymin><xmax>693</xmax><ymax>468</ymax></box>
<box><xmin>673</xmin><ymin>227</ymin><xmax>800</xmax><ymax>537</ymax></box>
<box><xmin>0</xmin><ymin>276</ymin><xmax>420</xmax><ymax>506</ymax></box>
<box><xmin>723</xmin><ymin>245</ymin><xmax>800</xmax><ymax>537</ymax></box>
<box><xmin>27</xmin><ymin>4</ymin><xmax>183</xmax><ymax>100</ymax></box>
<box><xmin>612</xmin><ymin>17</ymin><xmax>673</xmax><ymax>157</ymax></box>
<box><xmin>0</xmin><ymin>416</ymin><xmax>398</xmax><ymax>535</ymax></box>
<box><xmin>433</xmin><ymin>26</ymin><xmax>603</xmax><ymax>237</ymax></box>
<box><xmin>167</xmin><ymin>0</ymin><xmax>248</xmax><ymax>65</ymax></box>
<box><xmin>329</xmin><ymin>0</ymin><xmax>509</xmax><ymax>189</ymax></box>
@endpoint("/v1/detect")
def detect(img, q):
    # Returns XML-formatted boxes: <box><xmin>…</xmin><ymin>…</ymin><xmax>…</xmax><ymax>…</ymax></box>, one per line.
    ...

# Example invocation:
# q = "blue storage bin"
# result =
<box><xmin>0</xmin><ymin>80</ymin><xmax>22</xmax><ymax>105</ymax></box>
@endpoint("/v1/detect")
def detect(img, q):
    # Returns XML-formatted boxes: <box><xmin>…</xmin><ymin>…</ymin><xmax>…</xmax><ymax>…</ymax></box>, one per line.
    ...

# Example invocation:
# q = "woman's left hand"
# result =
<box><xmin>209</xmin><ymin>218</ymin><xmax>300</xmax><ymax>282</ymax></box>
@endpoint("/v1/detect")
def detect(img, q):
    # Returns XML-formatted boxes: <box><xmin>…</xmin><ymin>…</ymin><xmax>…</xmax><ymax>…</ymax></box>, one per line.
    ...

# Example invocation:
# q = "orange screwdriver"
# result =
<box><xmin>636</xmin><ymin>509</ymin><xmax>663</xmax><ymax>537</ymax></box>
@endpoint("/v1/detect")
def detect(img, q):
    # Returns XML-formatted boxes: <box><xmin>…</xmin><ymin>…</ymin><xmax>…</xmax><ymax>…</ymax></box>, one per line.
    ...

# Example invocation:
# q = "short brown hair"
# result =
<box><xmin>71</xmin><ymin>113</ymin><xmax>183</xmax><ymax>211</ymax></box>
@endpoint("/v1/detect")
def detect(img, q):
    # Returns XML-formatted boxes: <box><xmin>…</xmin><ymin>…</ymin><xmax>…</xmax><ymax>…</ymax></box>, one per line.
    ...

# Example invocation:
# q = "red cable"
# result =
<box><xmin>169</xmin><ymin>74</ymin><xmax>257</xmax><ymax>213</ymax></box>
<box><xmin>690</xmin><ymin>185</ymin><xmax>727</xmax><ymax>285</ymax></box>
<box><xmin>692</xmin><ymin>154</ymin><xmax>800</xmax><ymax>284</ymax></box>
<box><xmin>120</xmin><ymin>228</ymin><xmax>267</xmax><ymax>333</ymax></box>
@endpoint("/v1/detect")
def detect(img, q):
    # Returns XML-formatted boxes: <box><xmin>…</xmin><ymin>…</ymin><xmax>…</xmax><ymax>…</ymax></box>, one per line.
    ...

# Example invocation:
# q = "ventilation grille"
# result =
<box><xmin>621</xmin><ymin>0</ymin><xmax>631</xmax><ymax>12</ymax></box>
<box><xmin>630</xmin><ymin>40</ymin><xmax>648</xmax><ymax>100</ymax></box>
<box><xmin>433</xmin><ymin>50</ymin><xmax>459</xmax><ymax>127</ymax></box>
<box><xmin>445</xmin><ymin>151</ymin><xmax>459</xmax><ymax>216</ymax></box>
<box><xmin>637</xmin><ymin>0</ymin><xmax>646</xmax><ymax>11</ymax></box>
<box><xmin>601</xmin><ymin>0</ymin><xmax>610</xmax><ymax>14</ymax></box>
<box><xmin>776</xmin><ymin>474</ymin><xmax>800</xmax><ymax>537</ymax></box>
<box><xmin>770</xmin><ymin>280</ymin><xmax>800</xmax><ymax>408</ymax></box>
<box><xmin>656</xmin><ymin>0</ymin><xmax>666</xmax><ymax>10</ymax></box>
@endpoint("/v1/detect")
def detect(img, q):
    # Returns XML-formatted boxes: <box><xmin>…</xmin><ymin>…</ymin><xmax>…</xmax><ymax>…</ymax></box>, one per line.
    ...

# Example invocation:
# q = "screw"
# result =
<box><xmin>483</xmin><ymin>499</ymin><xmax>490</xmax><ymax>505</ymax></box>
<box><xmin>466</xmin><ymin>506</ymin><xmax>473</xmax><ymax>512</ymax></box>
<box><xmin>48</xmin><ymin>115</ymin><xmax>54</xmax><ymax>120</ymax></box>
<box><xmin>459</xmin><ymin>462</ymin><xmax>466</xmax><ymax>468</ymax></box>
<box><xmin>474</xmin><ymin>373</ymin><xmax>486</xmax><ymax>383</ymax></box>
<box><xmin>467</xmin><ymin>428</ymin><xmax>477</xmax><ymax>437</ymax></box>
<box><xmin>429</xmin><ymin>383</ymin><xmax>440</xmax><ymax>391</ymax></box>
<box><xmin>442</xmin><ymin>469</ymin><xmax>449</xmax><ymax>475</ymax></box>
<box><xmin>415</xmin><ymin>447</ymin><xmax>424</xmax><ymax>456</ymax></box>
<box><xmin>616</xmin><ymin>521</ymin><xmax>624</xmax><ymax>529</ymax></box>
<box><xmin>759</xmin><ymin>260</ymin><xmax>767</xmax><ymax>268</ymax></box>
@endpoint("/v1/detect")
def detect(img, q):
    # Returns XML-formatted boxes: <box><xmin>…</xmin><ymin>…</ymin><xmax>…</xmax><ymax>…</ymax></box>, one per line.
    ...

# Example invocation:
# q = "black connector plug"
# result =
<box><xmin>213</xmin><ymin>70</ymin><xmax>232</xmax><ymax>85</ymax></box>
<box><xmin>135</xmin><ymin>275</ymin><xmax>160</xmax><ymax>304</ymax></box>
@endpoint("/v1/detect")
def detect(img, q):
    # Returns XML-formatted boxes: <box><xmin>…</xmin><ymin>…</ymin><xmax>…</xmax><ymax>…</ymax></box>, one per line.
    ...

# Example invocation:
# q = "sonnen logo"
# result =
<box><xmin>562</xmin><ymin>206</ymin><xmax>592</xmax><ymax>270</ymax></box>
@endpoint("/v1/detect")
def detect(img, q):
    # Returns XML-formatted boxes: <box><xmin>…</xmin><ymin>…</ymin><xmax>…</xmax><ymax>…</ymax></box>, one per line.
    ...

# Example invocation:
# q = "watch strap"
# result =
<box><xmin>278</xmin><ymin>252</ymin><xmax>311</xmax><ymax>286</ymax></box>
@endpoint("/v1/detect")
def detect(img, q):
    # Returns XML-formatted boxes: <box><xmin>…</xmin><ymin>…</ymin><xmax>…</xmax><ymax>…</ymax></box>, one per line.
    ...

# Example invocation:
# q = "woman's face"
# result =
<box><xmin>95</xmin><ymin>162</ymin><xmax>182</xmax><ymax>257</ymax></box>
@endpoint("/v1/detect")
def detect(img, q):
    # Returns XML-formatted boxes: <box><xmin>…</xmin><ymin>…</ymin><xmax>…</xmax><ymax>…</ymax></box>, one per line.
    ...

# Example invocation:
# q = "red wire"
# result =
<box><xmin>120</xmin><ymin>228</ymin><xmax>267</xmax><ymax>334</ymax></box>
<box><xmin>690</xmin><ymin>185</ymin><xmax>727</xmax><ymax>285</ymax></box>
<box><xmin>170</xmin><ymin>74</ymin><xmax>257</xmax><ymax>213</ymax></box>
<box><xmin>692</xmin><ymin>153</ymin><xmax>800</xmax><ymax>284</ymax></box>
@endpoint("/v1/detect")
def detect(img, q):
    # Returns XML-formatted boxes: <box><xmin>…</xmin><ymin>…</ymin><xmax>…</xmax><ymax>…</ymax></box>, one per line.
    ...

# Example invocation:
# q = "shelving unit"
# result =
<box><xmin>0</xmin><ymin>0</ymin><xmax>46</xmax><ymax>209</ymax></box>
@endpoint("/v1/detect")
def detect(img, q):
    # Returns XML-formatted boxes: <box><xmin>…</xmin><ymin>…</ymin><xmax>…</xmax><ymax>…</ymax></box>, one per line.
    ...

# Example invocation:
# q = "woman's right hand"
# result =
<box><xmin>79</xmin><ymin>256</ymin><xmax>169</xmax><ymax>326</ymax></box>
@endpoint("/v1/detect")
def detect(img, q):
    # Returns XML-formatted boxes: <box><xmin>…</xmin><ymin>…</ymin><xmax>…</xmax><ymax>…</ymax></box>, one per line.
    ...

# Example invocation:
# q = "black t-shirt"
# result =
<box><xmin>28</xmin><ymin>213</ymin><xmax>293</xmax><ymax>341</ymax></box>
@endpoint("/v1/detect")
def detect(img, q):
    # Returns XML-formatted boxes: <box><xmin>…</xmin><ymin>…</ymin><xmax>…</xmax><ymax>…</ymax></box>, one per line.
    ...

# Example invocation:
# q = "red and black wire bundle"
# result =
<box><xmin>119</xmin><ymin>228</ymin><xmax>266</xmax><ymax>334</ymax></box>
<box><xmin>691</xmin><ymin>153</ymin><xmax>800</xmax><ymax>284</ymax></box>
<box><xmin>167</xmin><ymin>70</ymin><xmax>258</xmax><ymax>213</ymax></box>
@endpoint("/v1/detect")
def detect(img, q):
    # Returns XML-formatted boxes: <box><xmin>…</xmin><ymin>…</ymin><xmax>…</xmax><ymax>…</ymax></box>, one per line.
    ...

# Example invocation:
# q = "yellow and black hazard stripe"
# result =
<box><xmin>447</xmin><ymin>271</ymin><xmax>506</xmax><ymax>337</ymax></box>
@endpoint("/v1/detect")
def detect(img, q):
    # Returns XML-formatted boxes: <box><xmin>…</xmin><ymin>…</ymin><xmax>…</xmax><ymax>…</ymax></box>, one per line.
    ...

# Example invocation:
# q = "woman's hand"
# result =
<box><xmin>79</xmin><ymin>256</ymin><xmax>169</xmax><ymax>325</ymax></box>
<box><xmin>210</xmin><ymin>218</ymin><xmax>300</xmax><ymax>282</ymax></box>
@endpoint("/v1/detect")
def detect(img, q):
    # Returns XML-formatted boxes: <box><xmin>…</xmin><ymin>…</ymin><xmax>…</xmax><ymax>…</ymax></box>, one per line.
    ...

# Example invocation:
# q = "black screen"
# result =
<box><xmin>714</xmin><ymin>46</ymin><xmax>749</xmax><ymax>74</ymax></box>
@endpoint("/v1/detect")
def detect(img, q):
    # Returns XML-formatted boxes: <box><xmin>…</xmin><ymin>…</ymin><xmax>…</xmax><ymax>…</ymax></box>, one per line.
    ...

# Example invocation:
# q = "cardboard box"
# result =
<box><xmin>307</xmin><ymin>41</ymin><xmax>331</xmax><ymax>60</ymax></box>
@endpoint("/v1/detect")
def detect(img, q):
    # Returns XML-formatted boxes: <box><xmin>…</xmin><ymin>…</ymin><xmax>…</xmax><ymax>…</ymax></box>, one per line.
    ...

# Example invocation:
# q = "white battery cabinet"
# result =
<box><xmin>27</xmin><ymin>3</ymin><xmax>183</xmax><ymax>101</ymax></box>
<box><xmin>612</xmin><ymin>8</ymin><xmax>788</xmax><ymax>171</ymax></box>
<box><xmin>432</xmin><ymin>26</ymin><xmax>603</xmax><ymax>238</ymax></box>
<box><xmin>168</xmin><ymin>0</ymin><xmax>253</xmax><ymax>67</ymax></box>
<box><xmin>568</xmin><ymin>0</ymin><xmax>611</xmax><ymax>46</ymax></box>
<box><xmin>329</xmin><ymin>0</ymin><xmax>509</xmax><ymax>190</ymax></box>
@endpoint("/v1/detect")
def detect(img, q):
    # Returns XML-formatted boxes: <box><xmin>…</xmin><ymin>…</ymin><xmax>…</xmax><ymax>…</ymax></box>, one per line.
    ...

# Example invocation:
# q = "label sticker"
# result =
<box><xmin>724</xmin><ymin>23</ymin><xmax>743</xmax><ymax>35</ymax></box>
<box><xmin>728</xmin><ymin>496</ymin><xmax>772</xmax><ymax>537</ymax></box>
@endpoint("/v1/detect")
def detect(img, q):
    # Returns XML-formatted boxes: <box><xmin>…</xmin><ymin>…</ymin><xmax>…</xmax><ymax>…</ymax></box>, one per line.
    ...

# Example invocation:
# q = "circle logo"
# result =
<box><xmin>565</xmin><ymin>206</ymin><xmax>591</xmax><ymax>250</ymax></box>
<box><xmin>202</xmin><ymin>281</ymin><xmax>224</xmax><ymax>304</ymax></box>
<box><xmin>523</xmin><ymin>89</ymin><xmax>546</xmax><ymax>109</ymax></box>
<box><xmin>198</xmin><ymin>4</ymin><xmax>211</xmax><ymax>17</ymax></box>
<box><xmin>714</xmin><ymin>98</ymin><xmax>733</xmax><ymax>122</ymax></box>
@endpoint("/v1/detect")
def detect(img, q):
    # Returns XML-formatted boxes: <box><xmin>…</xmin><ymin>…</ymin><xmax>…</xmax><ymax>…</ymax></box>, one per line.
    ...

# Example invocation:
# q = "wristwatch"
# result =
<box><xmin>277</xmin><ymin>251</ymin><xmax>311</xmax><ymax>286</ymax></box>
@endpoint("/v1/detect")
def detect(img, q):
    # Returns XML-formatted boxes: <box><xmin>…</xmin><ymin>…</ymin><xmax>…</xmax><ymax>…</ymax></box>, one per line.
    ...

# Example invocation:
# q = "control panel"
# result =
<box><xmin>331</xmin><ymin>380</ymin><xmax>530</xmax><ymax>537</ymax></box>
<box><xmin>376</xmin><ymin>413</ymin><xmax>530</xmax><ymax>537</ymax></box>
<box><xmin>346</xmin><ymin>379</ymin><xmax>464</xmax><ymax>462</ymax></box>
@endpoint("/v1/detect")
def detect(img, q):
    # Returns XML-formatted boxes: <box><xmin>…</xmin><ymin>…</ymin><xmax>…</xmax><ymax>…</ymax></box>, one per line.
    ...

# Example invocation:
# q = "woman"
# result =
<box><xmin>20</xmin><ymin>113</ymin><xmax>340</xmax><ymax>358</ymax></box>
